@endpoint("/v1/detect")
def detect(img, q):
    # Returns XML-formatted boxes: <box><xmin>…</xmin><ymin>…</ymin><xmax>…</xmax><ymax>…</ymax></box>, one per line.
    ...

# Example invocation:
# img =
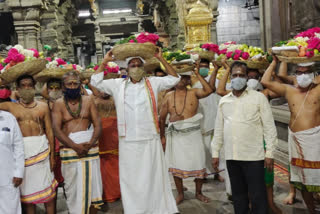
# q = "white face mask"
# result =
<box><xmin>296</xmin><ymin>73</ymin><xmax>314</xmax><ymax>88</ymax></box>
<box><xmin>231</xmin><ymin>77</ymin><xmax>247</xmax><ymax>90</ymax></box>
<box><xmin>247</xmin><ymin>79</ymin><xmax>263</xmax><ymax>91</ymax></box>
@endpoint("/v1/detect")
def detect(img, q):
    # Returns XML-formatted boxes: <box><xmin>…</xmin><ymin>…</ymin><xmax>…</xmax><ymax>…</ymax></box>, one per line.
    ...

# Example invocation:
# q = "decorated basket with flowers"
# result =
<box><xmin>34</xmin><ymin>58</ymin><xmax>76</xmax><ymax>82</ymax></box>
<box><xmin>191</xmin><ymin>43</ymin><xmax>219</xmax><ymax>61</ymax></box>
<box><xmin>215</xmin><ymin>42</ymin><xmax>270</xmax><ymax>69</ymax></box>
<box><xmin>112</xmin><ymin>32</ymin><xmax>159</xmax><ymax>61</ymax></box>
<box><xmin>272</xmin><ymin>27</ymin><xmax>320</xmax><ymax>63</ymax></box>
<box><xmin>163</xmin><ymin>50</ymin><xmax>197</xmax><ymax>73</ymax></box>
<box><xmin>0</xmin><ymin>45</ymin><xmax>47</xmax><ymax>84</ymax></box>
<box><xmin>80</xmin><ymin>62</ymin><xmax>120</xmax><ymax>80</ymax></box>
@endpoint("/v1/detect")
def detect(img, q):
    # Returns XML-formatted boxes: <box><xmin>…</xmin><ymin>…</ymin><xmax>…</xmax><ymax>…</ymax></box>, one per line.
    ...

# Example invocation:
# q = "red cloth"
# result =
<box><xmin>99</xmin><ymin>117</ymin><xmax>121</xmax><ymax>202</ymax></box>
<box><xmin>53</xmin><ymin>138</ymin><xmax>64</xmax><ymax>184</ymax></box>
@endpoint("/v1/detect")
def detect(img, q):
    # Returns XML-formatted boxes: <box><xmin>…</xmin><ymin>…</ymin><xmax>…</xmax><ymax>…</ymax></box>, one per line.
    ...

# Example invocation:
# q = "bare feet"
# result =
<box><xmin>283</xmin><ymin>192</ymin><xmax>296</xmax><ymax>205</ymax></box>
<box><xmin>214</xmin><ymin>174</ymin><xmax>225</xmax><ymax>182</ymax></box>
<box><xmin>196</xmin><ymin>193</ymin><xmax>210</xmax><ymax>203</ymax></box>
<box><xmin>176</xmin><ymin>194</ymin><xmax>184</xmax><ymax>205</ymax></box>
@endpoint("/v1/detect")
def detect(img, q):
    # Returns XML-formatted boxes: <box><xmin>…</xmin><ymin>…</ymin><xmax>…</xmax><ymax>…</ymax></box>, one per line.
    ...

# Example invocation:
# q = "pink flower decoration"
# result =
<box><xmin>201</xmin><ymin>43</ymin><xmax>220</xmax><ymax>53</ymax></box>
<box><xmin>233</xmin><ymin>53</ymin><xmax>241</xmax><ymax>60</ymax></box>
<box><xmin>29</xmin><ymin>48</ymin><xmax>39</xmax><ymax>58</ymax></box>
<box><xmin>224</xmin><ymin>41</ymin><xmax>236</xmax><ymax>45</ymax></box>
<box><xmin>72</xmin><ymin>64</ymin><xmax>77</xmax><ymax>70</ymax></box>
<box><xmin>136</xmin><ymin>32</ymin><xmax>159</xmax><ymax>44</ymax></box>
<box><xmin>129</xmin><ymin>39</ymin><xmax>135</xmax><ymax>43</ymax></box>
<box><xmin>306</xmin><ymin>49</ymin><xmax>314</xmax><ymax>58</ymax></box>
<box><xmin>241</xmin><ymin>52</ymin><xmax>250</xmax><ymax>60</ymax></box>
<box><xmin>219</xmin><ymin>49</ymin><xmax>227</xmax><ymax>55</ymax></box>
<box><xmin>105</xmin><ymin>65</ymin><xmax>119</xmax><ymax>74</ymax></box>
<box><xmin>295</xmin><ymin>27</ymin><xmax>320</xmax><ymax>38</ymax></box>
<box><xmin>226</xmin><ymin>51</ymin><xmax>233</xmax><ymax>59</ymax></box>
<box><xmin>307</xmin><ymin>37</ymin><xmax>320</xmax><ymax>50</ymax></box>
<box><xmin>0</xmin><ymin>64</ymin><xmax>4</xmax><ymax>70</ymax></box>
<box><xmin>93</xmin><ymin>65</ymin><xmax>99</xmax><ymax>71</ymax></box>
<box><xmin>45</xmin><ymin>57</ymin><xmax>52</xmax><ymax>62</ymax></box>
<box><xmin>234</xmin><ymin>49</ymin><xmax>242</xmax><ymax>55</ymax></box>
<box><xmin>56</xmin><ymin>58</ymin><xmax>66</xmax><ymax>65</ymax></box>
<box><xmin>4</xmin><ymin>48</ymin><xmax>25</xmax><ymax>64</ymax></box>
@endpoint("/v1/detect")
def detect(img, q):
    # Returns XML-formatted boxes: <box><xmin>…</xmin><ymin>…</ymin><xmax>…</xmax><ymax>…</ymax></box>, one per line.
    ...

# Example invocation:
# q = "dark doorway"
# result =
<box><xmin>0</xmin><ymin>12</ymin><xmax>16</xmax><ymax>45</ymax></box>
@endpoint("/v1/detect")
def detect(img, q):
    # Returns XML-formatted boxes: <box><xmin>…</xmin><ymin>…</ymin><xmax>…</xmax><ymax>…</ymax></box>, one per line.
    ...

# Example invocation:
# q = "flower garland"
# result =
<box><xmin>116</xmin><ymin>32</ymin><xmax>159</xmax><ymax>45</ymax></box>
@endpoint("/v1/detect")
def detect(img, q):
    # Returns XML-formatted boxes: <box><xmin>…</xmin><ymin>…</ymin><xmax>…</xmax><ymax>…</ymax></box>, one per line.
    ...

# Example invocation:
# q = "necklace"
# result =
<box><xmin>64</xmin><ymin>96</ymin><xmax>82</xmax><ymax>118</ymax></box>
<box><xmin>174</xmin><ymin>89</ymin><xmax>188</xmax><ymax>116</ymax></box>
<box><xmin>19</xmin><ymin>101</ymin><xmax>38</xmax><ymax>109</ymax></box>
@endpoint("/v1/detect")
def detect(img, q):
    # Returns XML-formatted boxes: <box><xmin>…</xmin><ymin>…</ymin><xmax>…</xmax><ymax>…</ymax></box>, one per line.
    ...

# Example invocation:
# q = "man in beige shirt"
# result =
<box><xmin>211</xmin><ymin>61</ymin><xmax>277</xmax><ymax>214</ymax></box>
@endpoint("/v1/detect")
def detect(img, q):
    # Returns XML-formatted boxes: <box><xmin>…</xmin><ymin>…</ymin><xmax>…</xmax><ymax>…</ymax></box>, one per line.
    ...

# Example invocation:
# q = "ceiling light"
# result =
<box><xmin>79</xmin><ymin>10</ymin><xmax>90</xmax><ymax>17</ymax></box>
<box><xmin>103</xmin><ymin>8</ymin><xmax>132</xmax><ymax>15</ymax></box>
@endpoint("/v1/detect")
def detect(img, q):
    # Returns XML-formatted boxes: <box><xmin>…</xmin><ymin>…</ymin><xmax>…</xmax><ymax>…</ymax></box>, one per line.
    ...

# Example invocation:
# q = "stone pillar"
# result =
<box><xmin>94</xmin><ymin>23</ymin><xmax>103</xmax><ymax>62</ymax></box>
<box><xmin>8</xmin><ymin>0</ymin><xmax>44</xmax><ymax>49</ymax></box>
<box><xmin>209</xmin><ymin>0</ymin><xmax>219</xmax><ymax>43</ymax></box>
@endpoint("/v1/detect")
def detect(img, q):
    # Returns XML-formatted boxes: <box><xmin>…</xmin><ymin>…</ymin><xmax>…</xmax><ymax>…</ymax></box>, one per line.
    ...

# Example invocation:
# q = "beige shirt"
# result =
<box><xmin>211</xmin><ymin>89</ymin><xmax>277</xmax><ymax>161</ymax></box>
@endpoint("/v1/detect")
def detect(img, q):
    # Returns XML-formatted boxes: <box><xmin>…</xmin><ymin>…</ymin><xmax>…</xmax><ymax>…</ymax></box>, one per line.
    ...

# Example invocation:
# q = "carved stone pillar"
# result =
<box><xmin>94</xmin><ymin>23</ymin><xmax>103</xmax><ymax>62</ymax></box>
<box><xmin>8</xmin><ymin>0</ymin><xmax>44</xmax><ymax>49</ymax></box>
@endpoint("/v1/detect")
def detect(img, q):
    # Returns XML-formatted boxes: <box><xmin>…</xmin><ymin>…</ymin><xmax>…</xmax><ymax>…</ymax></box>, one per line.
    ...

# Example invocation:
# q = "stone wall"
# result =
<box><xmin>216</xmin><ymin>0</ymin><xmax>260</xmax><ymax>46</ymax></box>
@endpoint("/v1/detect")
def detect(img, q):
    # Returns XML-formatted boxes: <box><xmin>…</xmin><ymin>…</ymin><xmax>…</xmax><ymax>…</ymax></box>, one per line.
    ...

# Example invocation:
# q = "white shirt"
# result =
<box><xmin>91</xmin><ymin>73</ymin><xmax>180</xmax><ymax>141</ymax></box>
<box><xmin>211</xmin><ymin>89</ymin><xmax>277</xmax><ymax>161</ymax></box>
<box><xmin>0</xmin><ymin>111</ymin><xmax>24</xmax><ymax>186</ymax></box>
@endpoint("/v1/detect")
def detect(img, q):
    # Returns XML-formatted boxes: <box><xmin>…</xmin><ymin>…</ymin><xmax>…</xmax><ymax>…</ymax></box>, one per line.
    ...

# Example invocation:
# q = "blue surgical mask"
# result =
<box><xmin>199</xmin><ymin>67</ymin><xmax>209</xmax><ymax>77</ymax></box>
<box><xmin>231</xmin><ymin>77</ymin><xmax>247</xmax><ymax>90</ymax></box>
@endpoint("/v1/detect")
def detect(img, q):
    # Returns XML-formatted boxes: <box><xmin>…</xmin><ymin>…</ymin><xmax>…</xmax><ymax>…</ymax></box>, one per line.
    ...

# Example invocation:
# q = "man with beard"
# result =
<box><xmin>0</xmin><ymin>84</ymin><xmax>25</xmax><ymax>214</ymax></box>
<box><xmin>0</xmin><ymin>74</ymin><xmax>57</xmax><ymax>214</ymax></box>
<box><xmin>160</xmin><ymin>65</ymin><xmax>213</xmax><ymax>205</ymax></box>
<box><xmin>212</xmin><ymin>62</ymin><xmax>277</xmax><ymax>214</ymax></box>
<box><xmin>90</xmin><ymin>48</ymin><xmax>180</xmax><ymax>214</ymax></box>
<box><xmin>52</xmin><ymin>71</ymin><xmax>103</xmax><ymax>214</ymax></box>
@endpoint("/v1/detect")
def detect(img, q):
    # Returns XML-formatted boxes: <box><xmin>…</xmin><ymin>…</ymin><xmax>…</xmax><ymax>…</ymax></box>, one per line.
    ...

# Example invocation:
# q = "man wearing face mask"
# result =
<box><xmin>0</xmin><ymin>74</ymin><xmax>57</xmax><ymax>214</ymax></box>
<box><xmin>191</xmin><ymin>58</ymin><xmax>226</xmax><ymax>182</ymax></box>
<box><xmin>261</xmin><ymin>57</ymin><xmax>320</xmax><ymax>214</ymax></box>
<box><xmin>90</xmin><ymin>48</ymin><xmax>180</xmax><ymax>214</ymax></box>
<box><xmin>212</xmin><ymin>61</ymin><xmax>277</xmax><ymax>214</ymax></box>
<box><xmin>52</xmin><ymin>71</ymin><xmax>103</xmax><ymax>214</ymax></box>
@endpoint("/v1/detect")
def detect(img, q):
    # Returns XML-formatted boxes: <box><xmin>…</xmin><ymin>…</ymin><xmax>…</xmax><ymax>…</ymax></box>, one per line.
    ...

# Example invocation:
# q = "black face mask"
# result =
<box><xmin>64</xmin><ymin>87</ymin><xmax>81</xmax><ymax>100</ymax></box>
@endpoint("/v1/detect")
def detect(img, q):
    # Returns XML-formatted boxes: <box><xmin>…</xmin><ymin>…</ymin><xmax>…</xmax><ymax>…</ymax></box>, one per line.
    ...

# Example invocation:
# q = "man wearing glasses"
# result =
<box><xmin>261</xmin><ymin>58</ymin><xmax>320</xmax><ymax>214</ymax></box>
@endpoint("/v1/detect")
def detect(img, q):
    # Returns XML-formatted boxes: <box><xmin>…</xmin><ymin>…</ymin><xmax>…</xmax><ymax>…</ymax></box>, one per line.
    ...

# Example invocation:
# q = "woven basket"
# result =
<box><xmin>277</xmin><ymin>55</ymin><xmax>320</xmax><ymax>63</ymax></box>
<box><xmin>34</xmin><ymin>68</ymin><xmax>72</xmax><ymax>83</ymax></box>
<box><xmin>80</xmin><ymin>71</ymin><xmax>95</xmax><ymax>80</ymax></box>
<box><xmin>172</xmin><ymin>63</ymin><xmax>195</xmax><ymax>73</ymax></box>
<box><xmin>196</xmin><ymin>50</ymin><xmax>215</xmax><ymax>61</ymax></box>
<box><xmin>214</xmin><ymin>60</ymin><xmax>233</xmax><ymax>67</ymax></box>
<box><xmin>144</xmin><ymin>57</ymin><xmax>160</xmax><ymax>73</ymax></box>
<box><xmin>112</xmin><ymin>43</ymin><xmax>157</xmax><ymax>60</ymax></box>
<box><xmin>0</xmin><ymin>58</ymin><xmax>47</xmax><ymax>84</ymax></box>
<box><xmin>104</xmin><ymin>73</ymin><xmax>119</xmax><ymax>80</ymax></box>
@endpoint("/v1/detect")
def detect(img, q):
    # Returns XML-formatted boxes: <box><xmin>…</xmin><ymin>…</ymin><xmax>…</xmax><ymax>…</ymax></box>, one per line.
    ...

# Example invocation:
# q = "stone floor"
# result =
<box><xmin>34</xmin><ymin>165</ymin><xmax>319</xmax><ymax>214</ymax></box>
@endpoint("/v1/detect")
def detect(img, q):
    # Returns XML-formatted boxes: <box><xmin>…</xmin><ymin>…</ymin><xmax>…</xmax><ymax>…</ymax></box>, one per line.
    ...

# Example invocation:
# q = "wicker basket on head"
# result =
<box><xmin>144</xmin><ymin>57</ymin><xmax>160</xmax><ymax>73</ymax></box>
<box><xmin>244</xmin><ymin>60</ymin><xmax>270</xmax><ymax>70</ymax></box>
<box><xmin>196</xmin><ymin>50</ymin><xmax>215</xmax><ymax>61</ymax></box>
<box><xmin>112</xmin><ymin>43</ymin><xmax>157</xmax><ymax>61</ymax></box>
<box><xmin>34</xmin><ymin>67</ymin><xmax>72</xmax><ymax>83</ymax></box>
<box><xmin>0</xmin><ymin>58</ymin><xmax>47</xmax><ymax>84</ymax></box>
<box><xmin>214</xmin><ymin>60</ymin><xmax>233</xmax><ymax>67</ymax></box>
<box><xmin>276</xmin><ymin>55</ymin><xmax>320</xmax><ymax>63</ymax></box>
<box><xmin>80</xmin><ymin>70</ymin><xmax>95</xmax><ymax>80</ymax></box>
<box><xmin>104</xmin><ymin>73</ymin><xmax>119</xmax><ymax>80</ymax></box>
<box><xmin>172</xmin><ymin>63</ymin><xmax>195</xmax><ymax>73</ymax></box>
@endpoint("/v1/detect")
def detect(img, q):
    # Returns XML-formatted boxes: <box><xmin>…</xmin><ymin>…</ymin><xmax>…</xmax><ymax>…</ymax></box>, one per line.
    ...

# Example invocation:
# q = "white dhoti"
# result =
<box><xmin>119</xmin><ymin>136</ymin><xmax>178</xmax><ymax>214</ymax></box>
<box><xmin>289</xmin><ymin>126</ymin><xmax>320</xmax><ymax>192</ymax></box>
<box><xmin>60</xmin><ymin>130</ymin><xmax>103</xmax><ymax>214</ymax></box>
<box><xmin>20</xmin><ymin>135</ymin><xmax>57</xmax><ymax>204</ymax></box>
<box><xmin>0</xmin><ymin>185</ymin><xmax>21</xmax><ymax>214</ymax></box>
<box><xmin>166</xmin><ymin>114</ymin><xmax>206</xmax><ymax>179</ymax></box>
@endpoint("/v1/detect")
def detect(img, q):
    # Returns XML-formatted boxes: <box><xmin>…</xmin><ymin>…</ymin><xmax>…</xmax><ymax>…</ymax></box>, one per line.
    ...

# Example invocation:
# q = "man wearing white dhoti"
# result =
<box><xmin>90</xmin><ymin>48</ymin><xmax>180</xmax><ymax>214</ymax></box>
<box><xmin>0</xmin><ymin>75</ymin><xmax>57</xmax><ymax>214</ymax></box>
<box><xmin>0</xmin><ymin>110</ymin><xmax>24</xmax><ymax>214</ymax></box>
<box><xmin>52</xmin><ymin>71</ymin><xmax>103</xmax><ymax>214</ymax></box>
<box><xmin>160</xmin><ymin>65</ymin><xmax>213</xmax><ymax>205</ymax></box>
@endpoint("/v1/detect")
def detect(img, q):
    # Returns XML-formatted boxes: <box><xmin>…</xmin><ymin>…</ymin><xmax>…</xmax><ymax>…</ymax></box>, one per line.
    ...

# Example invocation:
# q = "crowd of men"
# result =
<box><xmin>0</xmin><ymin>45</ymin><xmax>319</xmax><ymax>214</ymax></box>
